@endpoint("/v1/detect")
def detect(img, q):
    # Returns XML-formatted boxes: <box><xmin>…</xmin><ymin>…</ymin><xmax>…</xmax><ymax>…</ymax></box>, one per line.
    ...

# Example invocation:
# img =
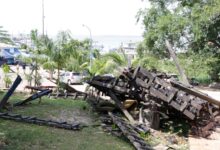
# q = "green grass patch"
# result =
<box><xmin>0</xmin><ymin>92</ymin><xmax>134</xmax><ymax>150</ymax></box>
<box><xmin>0</xmin><ymin>122</ymin><xmax>133</xmax><ymax>150</ymax></box>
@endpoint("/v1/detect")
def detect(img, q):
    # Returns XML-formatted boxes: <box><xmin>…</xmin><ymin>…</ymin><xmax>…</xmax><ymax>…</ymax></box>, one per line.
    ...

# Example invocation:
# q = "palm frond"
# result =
<box><xmin>42</xmin><ymin>61</ymin><xmax>57</xmax><ymax>70</ymax></box>
<box><xmin>103</xmin><ymin>52</ymin><xmax>127</xmax><ymax>66</ymax></box>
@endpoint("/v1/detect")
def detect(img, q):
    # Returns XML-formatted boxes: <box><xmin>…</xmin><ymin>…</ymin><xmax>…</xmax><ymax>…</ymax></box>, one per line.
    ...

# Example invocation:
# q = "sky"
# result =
<box><xmin>0</xmin><ymin>0</ymin><xmax>149</xmax><ymax>37</ymax></box>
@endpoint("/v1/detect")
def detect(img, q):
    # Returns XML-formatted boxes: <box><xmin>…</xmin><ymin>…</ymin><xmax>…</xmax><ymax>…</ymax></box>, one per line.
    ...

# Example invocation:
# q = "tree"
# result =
<box><xmin>65</xmin><ymin>39</ymin><xmax>91</xmax><ymax>72</ymax></box>
<box><xmin>42</xmin><ymin>31</ymin><xmax>91</xmax><ymax>87</ymax></box>
<box><xmin>2</xmin><ymin>64</ymin><xmax>12</xmax><ymax>88</ymax></box>
<box><xmin>41</xmin><ymin>31</ymin><xmax>70</xmax><ymax>87</ymax></box>
<box><xmin>137</xmin><ymin>0</ymin><xmax>220</xmax><ymax>81</ymax></box>
<box><xmin>29</xmin><ymin>29</ymin><xmax>45</xmax><ymax>86</ymax></box>
<box><xmin>88</xmin><ymin>51</ymin><xmax>127</xmax><ymax>76</ymax></box>
<box><xmin>138</xmin><ymin>0</ymin><xmax>220</xmax><ymax>52</ymax></box>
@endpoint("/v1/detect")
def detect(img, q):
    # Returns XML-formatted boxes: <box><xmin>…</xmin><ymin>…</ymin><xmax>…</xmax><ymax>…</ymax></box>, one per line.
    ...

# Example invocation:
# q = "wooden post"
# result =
<box><xmin>0</xmin><ymin>76</ymin><xmax>22</xmax><ymax>110</ymax></box>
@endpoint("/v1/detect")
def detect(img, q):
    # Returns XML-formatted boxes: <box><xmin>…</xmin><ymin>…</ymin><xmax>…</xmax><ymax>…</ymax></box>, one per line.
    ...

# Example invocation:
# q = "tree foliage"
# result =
<box><xmin>137</xmin><ymin>0</ymin><xmax>220</xmax><ymax>81</ymax></box>
<box><xmin>89</xmin><ymin>51</ymin><xmax>127</xmax><ymax>76</ymax></box>
<box><xmin>138</xmin><ymin>0</ymin><xmax>220</xmax><ymax>53</ymax></box>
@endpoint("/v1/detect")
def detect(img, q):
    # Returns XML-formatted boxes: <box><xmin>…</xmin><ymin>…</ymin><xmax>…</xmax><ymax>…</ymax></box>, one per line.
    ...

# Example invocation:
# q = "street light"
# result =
<box><xmin>82</xmin><ymin>24</ymin><xmax>92</xmax><ymax>69</ymax></box>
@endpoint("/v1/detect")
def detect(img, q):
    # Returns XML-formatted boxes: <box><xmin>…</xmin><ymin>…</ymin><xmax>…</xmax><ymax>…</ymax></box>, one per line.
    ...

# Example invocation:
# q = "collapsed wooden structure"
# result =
<box><xmin>87</xmin><ymin>67</ymin><xmax>220</xmax><ymax>138</ymax></box>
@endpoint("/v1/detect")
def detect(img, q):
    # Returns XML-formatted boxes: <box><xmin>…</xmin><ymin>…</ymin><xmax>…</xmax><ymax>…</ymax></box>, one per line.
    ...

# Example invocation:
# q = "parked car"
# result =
<box><xmin>60</xmin><ymin>72</ymin><xmax>83</xmax><ymax>84</ymax></box>
<box><xmin>0</xmin><ymin>57</ymin><xmax>6</xmax><ymax>66</ymax></box>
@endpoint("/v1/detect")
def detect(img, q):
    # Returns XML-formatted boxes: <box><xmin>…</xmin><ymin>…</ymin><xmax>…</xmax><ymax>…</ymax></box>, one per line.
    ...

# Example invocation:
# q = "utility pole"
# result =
<box><xmin>42</xmin><ymin>0</ymin><xmax>45</xmax><ymax>36</ymax></box>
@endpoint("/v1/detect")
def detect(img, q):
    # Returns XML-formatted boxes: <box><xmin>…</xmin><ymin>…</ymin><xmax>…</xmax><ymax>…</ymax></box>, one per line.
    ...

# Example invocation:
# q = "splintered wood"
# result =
<box><xmin>88</xmin><ymin>67</ymin><xmax>220</xmax><ymax>138</ymax></box>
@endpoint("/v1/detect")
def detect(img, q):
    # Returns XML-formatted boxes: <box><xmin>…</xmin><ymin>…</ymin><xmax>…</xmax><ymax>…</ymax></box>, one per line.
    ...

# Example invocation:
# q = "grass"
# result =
<box><xmin>0</xmin><ymin>92</ymin><xmax>134</xmax><ymax>150</ymax></box>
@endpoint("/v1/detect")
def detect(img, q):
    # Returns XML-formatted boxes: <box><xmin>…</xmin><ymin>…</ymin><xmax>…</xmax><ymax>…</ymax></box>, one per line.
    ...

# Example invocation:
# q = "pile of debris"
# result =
<box><xmin>87</xmin><ymin>67</ymin><xmax>220</xmax><ymax>148</ymax></box>
<box><xmin>0</xmin><ymin>75</ymin><xmax>81</xmax><ymax>131</ymax></box>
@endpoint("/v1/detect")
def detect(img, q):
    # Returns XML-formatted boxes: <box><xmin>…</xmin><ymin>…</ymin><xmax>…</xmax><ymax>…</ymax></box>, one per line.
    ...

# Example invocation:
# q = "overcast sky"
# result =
<box><xmin>0</xmin><ymin>0</ymin><xmax>149</xmax><ymax>36</ymax></box>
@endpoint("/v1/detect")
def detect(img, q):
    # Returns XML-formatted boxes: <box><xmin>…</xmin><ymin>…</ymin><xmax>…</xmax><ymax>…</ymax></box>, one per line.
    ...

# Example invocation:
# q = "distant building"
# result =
<box><xmin>119</xmin><ymin>42</ymin><xmax>139</xmax><ymax>67</ymax></box>
<box><xmin>12</xmin><ymin>34</ymin><xmax>34</xmax><ymax>48</ymax></box>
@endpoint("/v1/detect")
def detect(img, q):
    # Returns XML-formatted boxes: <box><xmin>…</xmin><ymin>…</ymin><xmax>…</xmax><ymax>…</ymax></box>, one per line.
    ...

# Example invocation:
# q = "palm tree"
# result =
<box><xmin>39</xmin><ymin>36</ymin><xmax>56</xmax><ymax>80</ymax></box>
<box><xmin>41</xmin><ymin>31</ymin><xmax>78</xmax><ymax>88</ymax></box>
<box><xmin>29</xmin><ymin>29</ymin><xmax>45</xmax><ymax>86</ymax></box>
<box><xmin>88</xmin><ymin>51</ymin><xmax>127</xmax><ymax>76</ymax></box>
<box><xmin>65</xmin><ymin>39</ymin><xmax>91</xmax><ymax>72</ymax></box>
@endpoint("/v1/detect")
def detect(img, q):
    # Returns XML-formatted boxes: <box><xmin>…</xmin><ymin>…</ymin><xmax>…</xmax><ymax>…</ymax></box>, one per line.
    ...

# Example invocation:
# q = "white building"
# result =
<box><xmin>119</xmin><ymin>42</ymin><xmax>139</xmax><ymax>67</ymax></box>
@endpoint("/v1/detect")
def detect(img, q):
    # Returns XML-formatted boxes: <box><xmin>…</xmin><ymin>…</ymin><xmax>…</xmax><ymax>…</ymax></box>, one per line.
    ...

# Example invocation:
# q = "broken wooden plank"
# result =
<box><xmin>108</xmin><ymin>90</ymin><xmax>136</xmax><ymax>124</ymax></box>
<box><xmin>0</xmin><ymin>75</ymin><xmax>22</xmax><ymax>110</ymax></box>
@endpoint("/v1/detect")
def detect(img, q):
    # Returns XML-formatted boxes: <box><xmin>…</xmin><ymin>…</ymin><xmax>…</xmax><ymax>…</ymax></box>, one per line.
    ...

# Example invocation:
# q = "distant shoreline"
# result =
<box><xmin>73</xmin><ymin>35</ymin><xmax>143</xmax><ymax>51</ymax></box>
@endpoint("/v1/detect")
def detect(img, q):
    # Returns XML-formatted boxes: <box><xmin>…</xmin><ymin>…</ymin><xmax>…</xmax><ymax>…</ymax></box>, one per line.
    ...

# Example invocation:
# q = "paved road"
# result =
<box><xmin>0</xmin><ymin>65</ymin><xmax>56</xmax><ymax>91</ymax></box>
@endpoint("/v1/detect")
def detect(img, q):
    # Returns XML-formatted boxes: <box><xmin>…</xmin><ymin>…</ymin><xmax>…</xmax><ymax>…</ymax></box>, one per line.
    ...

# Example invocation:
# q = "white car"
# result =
<box><xmin>60</xmin><ymin>72</ymin><xmax>83</xmax><ymax>84</ymax></box>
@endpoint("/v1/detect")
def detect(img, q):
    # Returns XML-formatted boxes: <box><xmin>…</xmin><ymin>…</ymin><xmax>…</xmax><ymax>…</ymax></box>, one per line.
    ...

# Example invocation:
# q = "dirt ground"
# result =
<box><xmin>196</xmin><ymin>86</ymin><xmax>220</xmax><ymax>101</ymax></box>
<box><xmin>189</xmin><ymin>87</ymin><xmax>220</xmax><ymax>150</ymax></box>
<box><xmin>189</xmin><ymin>131</ymin><xmax>220</xmax><ymax>150</ymax></box>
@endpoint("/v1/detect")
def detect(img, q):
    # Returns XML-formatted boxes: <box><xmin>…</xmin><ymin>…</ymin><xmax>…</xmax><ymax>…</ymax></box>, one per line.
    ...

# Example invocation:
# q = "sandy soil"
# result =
<box><xmin>189</xmin><ymin>87</ymin><xmax>220</xmax><ymax>150</ymax></box>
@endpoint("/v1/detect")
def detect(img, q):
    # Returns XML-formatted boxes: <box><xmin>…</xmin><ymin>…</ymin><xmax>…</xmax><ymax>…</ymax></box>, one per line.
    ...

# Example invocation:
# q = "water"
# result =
<box><xmin>73</xmin><ymin>35</ymin><xmax>143</xmax><ymax>52</ymax></box>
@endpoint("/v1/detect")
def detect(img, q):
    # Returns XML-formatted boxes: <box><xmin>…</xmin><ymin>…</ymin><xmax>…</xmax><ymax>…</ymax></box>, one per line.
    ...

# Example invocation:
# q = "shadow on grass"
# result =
<box><xmin>160</xmin><ymin>116</ymin><xmax>190</xmax><ymax>137</ymax></box>
<box><xmin>0</xmin><ymin>92</ymin><xmax>134</xmax><ymax>150</ymax></box>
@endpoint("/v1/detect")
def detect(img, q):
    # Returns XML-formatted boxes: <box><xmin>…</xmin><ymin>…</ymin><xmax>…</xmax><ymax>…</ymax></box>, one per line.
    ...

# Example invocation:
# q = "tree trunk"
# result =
<box><xmin>49</xmin><ymin>70</ymin><xmax>53</xmax><ymax>80</ymax></box>
<box><xmin>165</xmin><ymin>40</ymin><xmax>190</xmax><ymax>86</ymax></box>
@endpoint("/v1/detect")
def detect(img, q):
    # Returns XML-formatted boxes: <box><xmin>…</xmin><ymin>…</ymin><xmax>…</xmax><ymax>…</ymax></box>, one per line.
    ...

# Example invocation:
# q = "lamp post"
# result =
<box><xmin>82</xmin><ymin>24</ymin><xmax>92</xmax><ymax>69</ymax></box>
